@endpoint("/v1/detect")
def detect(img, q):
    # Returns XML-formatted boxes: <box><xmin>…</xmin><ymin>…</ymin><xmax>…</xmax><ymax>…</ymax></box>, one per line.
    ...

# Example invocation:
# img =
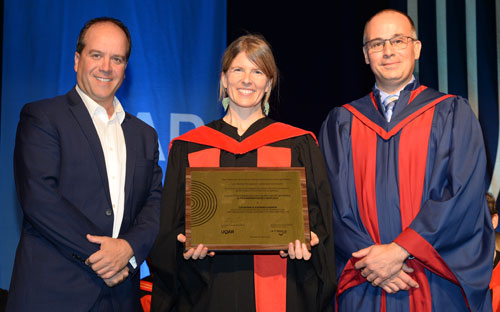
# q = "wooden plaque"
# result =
<box><xmin>185</xmin><ymin>167</ymin><xmax>310</xmax><ymax>251</ymax></box>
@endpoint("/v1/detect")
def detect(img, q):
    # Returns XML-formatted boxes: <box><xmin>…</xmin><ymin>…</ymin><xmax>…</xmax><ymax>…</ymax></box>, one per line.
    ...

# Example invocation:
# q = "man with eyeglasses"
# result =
<box><xmin>320</xmin><ymin>9</ymin><xmax>493</xmax><ymax>311</ymax></box>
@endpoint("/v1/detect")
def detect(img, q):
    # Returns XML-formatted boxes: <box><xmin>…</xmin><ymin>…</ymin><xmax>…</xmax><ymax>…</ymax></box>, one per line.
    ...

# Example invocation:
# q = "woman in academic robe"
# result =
<box><xmin>150</xmin><ymin>34</ymin><xmax>336</xmax><ymax>312</ymax></box>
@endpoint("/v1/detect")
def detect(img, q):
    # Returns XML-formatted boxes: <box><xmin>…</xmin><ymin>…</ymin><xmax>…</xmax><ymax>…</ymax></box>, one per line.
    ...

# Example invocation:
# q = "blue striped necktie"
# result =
<box><xmin>383</xmin><ymin>95</ymin><xmax>398</xmax><ymax>122</ymax></box>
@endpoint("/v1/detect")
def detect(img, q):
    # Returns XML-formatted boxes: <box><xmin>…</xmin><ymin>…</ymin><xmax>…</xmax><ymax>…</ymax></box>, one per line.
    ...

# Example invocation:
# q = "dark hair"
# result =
<box><xmin>487</xmin><ymin>192</ymin><xmax>497</xmax><ymax>216</ymax></box>
<box><xmin>363</xmin><ymin>9</ymin><xmax>417</xmax><ymax>44</ymax></box>
<box><xmin>219</xmin><ymin>34</ymin><xmax>278</xmax><ymax>107</ymax></box>
<box><xmin>76</xmin><ymin>17</ymin><xmax>132</xmax><ymax>62</ymax></box>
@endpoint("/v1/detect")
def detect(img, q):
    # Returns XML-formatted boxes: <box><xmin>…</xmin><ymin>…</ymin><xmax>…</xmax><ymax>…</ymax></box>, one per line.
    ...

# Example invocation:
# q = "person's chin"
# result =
<box><xmin>379</xmin><ymin>72</ymin><xmax>405</xmax><ymax>82</ymax></box>
<box><xmin>233</xmin><ymin>101</ymin><xmax>260</xmax><ymax>109</ymax></box>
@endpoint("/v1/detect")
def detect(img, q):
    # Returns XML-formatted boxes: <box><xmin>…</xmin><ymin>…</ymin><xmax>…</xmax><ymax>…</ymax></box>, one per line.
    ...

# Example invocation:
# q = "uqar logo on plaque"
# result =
<box><xmin>185</xmin><ymin>167</ymin><xmax>311</xmax><ymax>251</ymax></box>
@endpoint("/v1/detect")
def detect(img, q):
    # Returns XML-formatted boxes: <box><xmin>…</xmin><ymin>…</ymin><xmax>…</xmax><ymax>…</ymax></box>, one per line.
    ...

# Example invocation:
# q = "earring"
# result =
<box><xmin>222</xmin><ymin>97</ymin><xmax>230</xmax><ymax>111</ymax></box>
<box><xmin>263</xmin><ymin>102</ymin><xmax>270</xmax><ymax>115</ymax></box>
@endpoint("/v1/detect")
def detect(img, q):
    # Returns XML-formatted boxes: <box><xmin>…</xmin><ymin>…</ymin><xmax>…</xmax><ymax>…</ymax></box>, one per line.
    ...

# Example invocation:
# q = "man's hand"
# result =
<box><xmin>378</xmin><ymin>264</ymin><xmax>419</xmax><ymax>294</ymax></box>
<box><xmin>353</xmin><ymin>243</ymin><xmax>409</xmax><ymax>286</ymax></box>
<box><xmin>177</xmin><ymin>234</ymin><xmax>215</xmax><ymax>260</ymax></box>
<box><xmin>103</xmin><ymin>266</ymin><xmax>129</xmax><ymax>287</ymax></box>
<box><xmin>280</xmin><ymin>231</ymin><xmax>319</xmax><ymax>260</ymax></box>
<box><xmin>85</xmin><ymin>234</ymin><xmax>134</xmax><ymax>279</ymax></box>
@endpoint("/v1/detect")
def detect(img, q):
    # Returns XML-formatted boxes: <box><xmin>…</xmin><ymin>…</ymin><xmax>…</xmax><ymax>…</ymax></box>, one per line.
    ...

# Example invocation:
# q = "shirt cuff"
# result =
<box><xmin>129</xmin><ymin>256</ymin><xmax>137</xmax><ymax>269</ymax></box>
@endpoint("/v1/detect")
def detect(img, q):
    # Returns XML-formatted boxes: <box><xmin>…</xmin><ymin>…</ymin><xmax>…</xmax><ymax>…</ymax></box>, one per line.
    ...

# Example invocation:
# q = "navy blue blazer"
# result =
<box><xmin>7</xmin><ymin>88</ymin><xmax>163</xmax><ymax>311</ymax></box>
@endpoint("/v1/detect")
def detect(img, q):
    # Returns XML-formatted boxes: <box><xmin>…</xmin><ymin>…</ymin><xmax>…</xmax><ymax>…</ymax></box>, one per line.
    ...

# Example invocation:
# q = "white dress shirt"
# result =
<box><xmin>76</xmin><ymin>85</ymin><xmax>126</xmax><ymax>239</ymax></box>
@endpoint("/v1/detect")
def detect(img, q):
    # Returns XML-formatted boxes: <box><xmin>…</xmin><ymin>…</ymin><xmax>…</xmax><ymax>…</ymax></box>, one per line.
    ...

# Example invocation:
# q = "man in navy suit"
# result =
<box><xmin>7</xmin><ymin>17</ymin><xmax>162</xmax><ymax>311</ymax></box>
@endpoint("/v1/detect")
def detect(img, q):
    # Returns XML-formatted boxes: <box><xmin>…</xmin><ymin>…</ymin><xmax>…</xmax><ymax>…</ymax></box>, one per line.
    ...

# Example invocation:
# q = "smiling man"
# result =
<box><xmin>7</xmin><ymin>17</ymin><xmax>162</xmax><ymax>312</ymax></box>
<box><xmin>319</xmin><ymin>9</ymin><xmax>493</xmax><ymax>311</ymax></box>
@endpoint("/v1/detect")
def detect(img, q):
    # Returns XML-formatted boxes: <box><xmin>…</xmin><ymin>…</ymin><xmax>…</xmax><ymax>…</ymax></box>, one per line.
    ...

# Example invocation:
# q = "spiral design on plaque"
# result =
<box><xmin>190</xmin><ymin>180</ymin><xmax>218</xmax><ymax>227</ymax></box>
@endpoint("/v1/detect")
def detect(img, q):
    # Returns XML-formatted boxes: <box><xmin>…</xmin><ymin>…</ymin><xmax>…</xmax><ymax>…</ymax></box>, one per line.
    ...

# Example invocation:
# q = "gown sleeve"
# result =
<box><xmin>319</xmin><ymin>107</ymin><xmax>376</xmax><ymax>277</ymax></box>
<box><xmin>295</xmin><ymin>134</ymin><xmax>337</xmax><ymax>310</ymax></box>
<box><xmin>393</xmin><ymin>96</ymin><xmax>494</xmax><ymax>311</ymax></box>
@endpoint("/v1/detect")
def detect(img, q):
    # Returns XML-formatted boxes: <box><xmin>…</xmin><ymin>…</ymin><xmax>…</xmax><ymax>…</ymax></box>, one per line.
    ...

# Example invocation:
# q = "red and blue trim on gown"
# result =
<box><xmin>319</xmin><ymin>81</ymin><xmax>493</xmax><ymax>311</ymax></box>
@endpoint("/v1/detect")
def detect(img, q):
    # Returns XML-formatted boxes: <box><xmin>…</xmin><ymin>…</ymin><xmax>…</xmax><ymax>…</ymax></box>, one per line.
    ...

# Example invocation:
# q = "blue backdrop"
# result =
<box><xmin>0</xmin><ymin>0</ymin><xmax>226</xmax><ymax>289</ymax></box>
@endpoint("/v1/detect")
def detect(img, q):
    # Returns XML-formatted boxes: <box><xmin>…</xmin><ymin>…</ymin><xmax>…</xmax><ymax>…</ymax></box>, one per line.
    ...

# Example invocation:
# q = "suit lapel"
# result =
<box><xmin>66</xmin><ymin>88</ymin><xmax>112</xmax><ymax>207</ymax></box>
<box><xmin>121</xmin><ymin>114</ymin><xmax>136</xmax><ymax>207</ymax></box>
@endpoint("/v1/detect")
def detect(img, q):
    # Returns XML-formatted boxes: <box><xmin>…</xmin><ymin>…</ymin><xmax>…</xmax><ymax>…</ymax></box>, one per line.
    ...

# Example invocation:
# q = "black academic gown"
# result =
<box><xmin>150</xmin><ymin>118</ymin><xmax>336</xmax><ymax>312</ymax></box>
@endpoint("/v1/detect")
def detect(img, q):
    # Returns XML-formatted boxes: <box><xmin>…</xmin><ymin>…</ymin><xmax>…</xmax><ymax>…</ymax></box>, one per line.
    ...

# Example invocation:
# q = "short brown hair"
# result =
<box><xmin>219</xmin><ymin>34</ymin><xmax>278</xmax><ymax>109</ymax></box>
<box><xmin>76</xmin><ymin>17</ymin><xmax>132</xmax><ymax>62</ymax></box>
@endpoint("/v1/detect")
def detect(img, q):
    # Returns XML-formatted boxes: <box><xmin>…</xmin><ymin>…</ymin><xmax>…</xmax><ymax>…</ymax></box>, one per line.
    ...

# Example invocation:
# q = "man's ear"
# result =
<box><xmin>363</xmin><ymin>47</ymin><xmax>370</xmax><ymax>65</ymax></box>
<box><xmin>74</xmin><ymin>52</ymin><xmax>80</xmax><ymax>72</ymax></box>
<box><xmin>413</xmin><ymin>40</ymin><xmax>422</xmax><ymax>60</ymax></box>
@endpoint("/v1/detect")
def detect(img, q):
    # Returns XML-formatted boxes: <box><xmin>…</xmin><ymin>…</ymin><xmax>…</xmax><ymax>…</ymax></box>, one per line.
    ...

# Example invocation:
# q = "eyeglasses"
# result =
<box><xmin>363</xmin><ymin>35</ymin><xmax>417</xmax><ymax>52</ymax></box>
